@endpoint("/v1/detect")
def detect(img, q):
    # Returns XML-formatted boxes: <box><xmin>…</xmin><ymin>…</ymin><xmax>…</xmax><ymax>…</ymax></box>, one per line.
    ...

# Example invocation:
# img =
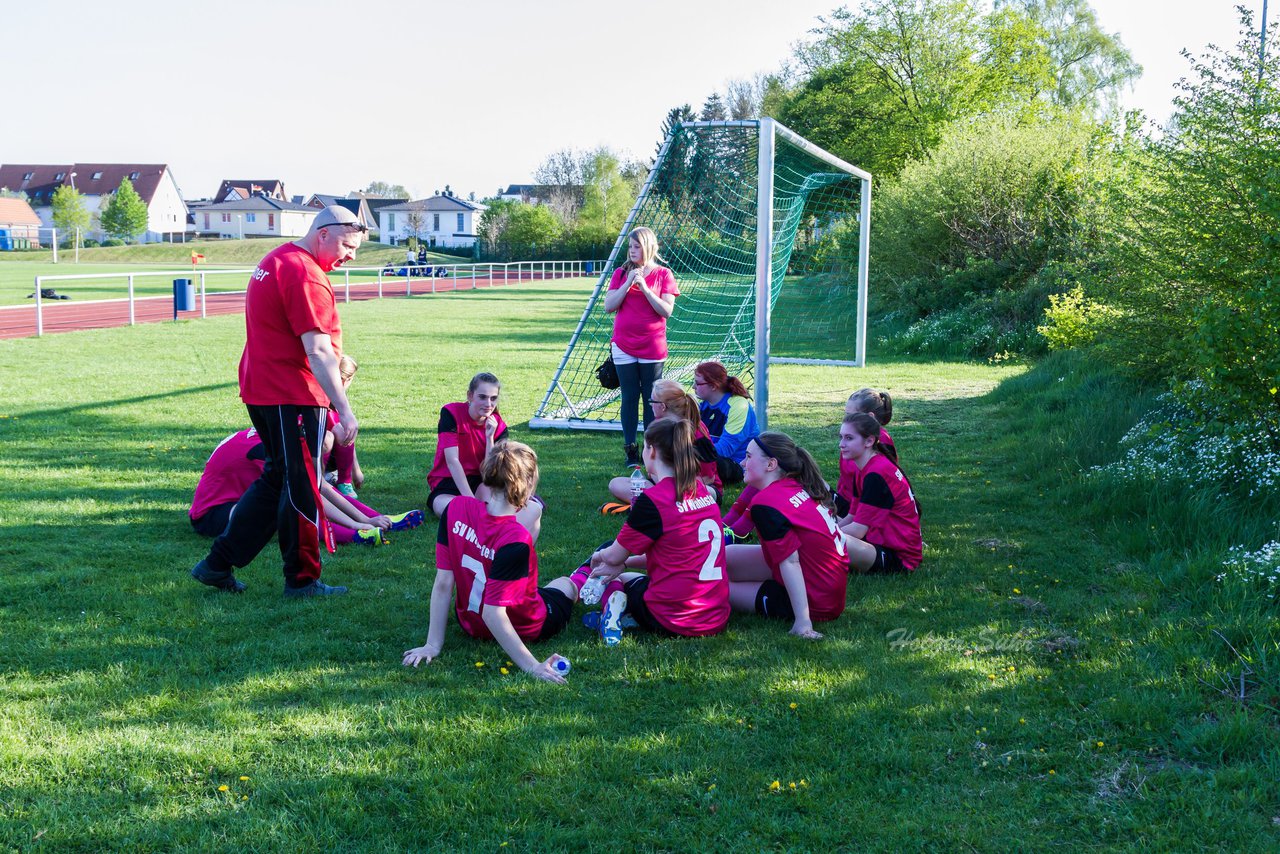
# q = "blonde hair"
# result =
<box><xmin>480</xmin><ymin>441</ymin><xmax>539</xmax><ymax>509</ymax></box>
<box><xmin>338</xmin><ymin>354</ymin><xmax>358</xmax><ymax>383</ymax></box>
<box><xmin>623</xmin><ymin>226</ymin><xmax>660</xmax><ymax>272</ymax></box>
<box><xmin>652</xmin><ymin>378</ymin><xmax>699</xmax><ymax>431</ymax></box>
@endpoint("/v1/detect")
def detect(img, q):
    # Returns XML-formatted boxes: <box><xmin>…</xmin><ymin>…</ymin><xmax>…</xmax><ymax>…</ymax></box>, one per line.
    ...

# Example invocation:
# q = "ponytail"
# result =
<box><xmin>848</xmin><ymin>387</ymin><xmax>893</xmax><ymax>425</ymax></box>
<box><xmin>480</xmin><ymin>441</ymin><xmax>539</xmax><ymax>508</ymax></box>
<box><xmin>652</xmin><ymin>378</ymin><xmax>701</xmax><ymax>432</ymax></box>
<box><xmin>644</xmin><ymin>417</ymin><xmax>700</xmax><ymax>499</ymax></box>
<box><xmin>695</xmin><ymin>360</ymin><xmax>750</xmax><ymax>400</ymax></box>
<box><xmin>756</xmin><ymin>431</ymin><xmax>833</xmax><ymax>512</ymax></box>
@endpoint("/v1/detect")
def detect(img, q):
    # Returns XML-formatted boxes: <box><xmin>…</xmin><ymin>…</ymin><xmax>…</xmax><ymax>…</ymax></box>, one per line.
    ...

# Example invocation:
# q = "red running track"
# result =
<box><xmin>0</xmin><ymin>272</ymin><xmax>571</xmax><ymax>339</ymax></box>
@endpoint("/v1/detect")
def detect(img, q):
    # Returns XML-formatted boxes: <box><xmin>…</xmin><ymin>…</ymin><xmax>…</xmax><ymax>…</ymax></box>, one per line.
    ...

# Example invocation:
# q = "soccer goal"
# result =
<box><xmin>529</xmin><ymin>118</ymin><xmax>871</xmax><ymax>432</ymax></box>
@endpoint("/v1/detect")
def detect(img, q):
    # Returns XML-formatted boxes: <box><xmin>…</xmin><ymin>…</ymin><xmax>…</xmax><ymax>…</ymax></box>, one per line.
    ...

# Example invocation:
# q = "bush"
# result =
<box><xmin>1037</xmin><ymin>285</ymin><xmax>1119</xmax><ymax>351</ymax></box>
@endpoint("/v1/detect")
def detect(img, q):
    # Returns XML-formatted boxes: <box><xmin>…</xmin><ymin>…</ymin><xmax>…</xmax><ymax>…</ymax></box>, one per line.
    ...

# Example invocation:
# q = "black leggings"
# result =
<box><xmin>616</xmin><ymin>359</ymin><xmax>663</xmax><ymax>446</ymax></box>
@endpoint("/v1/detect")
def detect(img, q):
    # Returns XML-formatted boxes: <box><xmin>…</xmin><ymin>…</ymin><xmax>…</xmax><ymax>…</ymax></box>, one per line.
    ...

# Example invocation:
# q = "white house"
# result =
<box><xmin>379</xmin><ymin>194</ymin><xmax>487</xmax><ymax>248</ymax></box>
<box><xmin>0</xmin><ymin>163</ymin><xmax>187</xmax><ymax>243</ymax></box>
<box><xmin>194</xmin><ymin>195</ymin><xmax>319</xmax><ymax>238</ymax></box>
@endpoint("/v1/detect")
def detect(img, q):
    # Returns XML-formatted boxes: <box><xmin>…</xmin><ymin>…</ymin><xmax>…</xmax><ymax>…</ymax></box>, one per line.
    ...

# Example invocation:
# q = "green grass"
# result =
<box><xmin>0</xmin><ymin>242</ymin><xmax>477</xmax><ymax>306</ymax></box>
<box><xmin>1</xmin><ymin>281</ymin><xmax>1277</xmax><ymax>850</ymax></box>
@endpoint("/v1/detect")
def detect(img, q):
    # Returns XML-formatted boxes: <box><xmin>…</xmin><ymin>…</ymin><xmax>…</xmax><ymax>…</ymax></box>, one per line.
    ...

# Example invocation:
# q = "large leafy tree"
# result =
<box><xmin>363</xmin><ymin>180</ymin><xmax>409</xmax><ymax>199</ymax></box>
<box><xmin>100</xmin><ymin>177</ymin><xmax>149</xmax><ymax>243</ymax></box>
<box><xmin>51</xmin><ymin>185</ymin><xmax>90</xmax><ymax>243</ymax></box>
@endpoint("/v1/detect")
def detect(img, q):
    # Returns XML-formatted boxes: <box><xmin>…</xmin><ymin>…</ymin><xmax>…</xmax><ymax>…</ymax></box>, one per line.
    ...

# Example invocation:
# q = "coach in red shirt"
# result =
<box><xmin>191</xmin><ymin>205</ymin><xmax>365</xmax><ymax>597</ymax></box>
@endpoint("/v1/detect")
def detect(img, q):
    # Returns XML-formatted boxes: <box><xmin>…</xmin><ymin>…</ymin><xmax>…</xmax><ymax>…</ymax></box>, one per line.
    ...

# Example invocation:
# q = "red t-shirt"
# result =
<box><xmin>189</xmin><ymin>429</ymin><xmax>264</xmax><ymax>520</ymax></box>
<box><xmin>426</xmin><ymin>402</ymin><xmax>509</xmax><ymax>489</ymax></box>
<box><xmin>851</xmin><ymin>453</ymin><xmax>922</xmax><ymax>570</ymax></box>
<box><xmin>693</xmin><ymin>420</ymin><xmax>723</xmax><ymax>492</ymax></box>
<box><xmin>836</xmin><ymin>427</ymin><xmax>894</xmax><ymax>517</ymax></box>
<box><xmin>749</xmin><ymin>477</ymin><xmax>849</xmax><ymax>622</ymax></box>
<box><xmin>435</xmin><ymin>496</ymin><xmax>546</xmax><ymax>640</ymax></box>
<box><xmin>238</xmin><ymin>242</ymin><xmax>343</xmax><ymax>406</ymax></box>
<box><xmin>609</xmin><ymin>266</ymin><xmax>680</xmax><ymax>360</ymax></box>
<box><xmin>616</xmin><ymin>477</ymin><xmax>730</xmax><ymax>637</ymax></box>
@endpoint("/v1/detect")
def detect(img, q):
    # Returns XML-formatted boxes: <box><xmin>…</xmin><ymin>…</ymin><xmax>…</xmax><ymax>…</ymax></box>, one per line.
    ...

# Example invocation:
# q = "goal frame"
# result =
<box><xmin>529</xmin><ymin>117</ymin><xmax>871</xmax><ymax>432</ymax></box>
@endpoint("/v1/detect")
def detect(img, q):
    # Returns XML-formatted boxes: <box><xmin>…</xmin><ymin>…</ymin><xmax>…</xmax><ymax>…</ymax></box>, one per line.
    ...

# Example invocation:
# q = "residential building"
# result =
<box><xmin>378</xmin><ymin>193</ymin><xmax>487</xmax><ymax>248</ymax></box>
<box><xmin>194</xmin><ymin>195</ymin><xmax>318</xmax><ymax>238</ymax></box>
<box><xmin>0</xmin><ymin>197</ymin><xmax>43</xmax><ymax>248</ymax></box>
<box><xmin>0</xmin><ymin>163</ymin><xmax>187</xmax><ymax>242</ymax></box>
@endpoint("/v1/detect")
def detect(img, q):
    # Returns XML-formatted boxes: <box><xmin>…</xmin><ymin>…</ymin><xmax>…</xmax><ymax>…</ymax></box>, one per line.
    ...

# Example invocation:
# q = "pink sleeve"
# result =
<box><xmin>659</xmin><ymin>267</ymin><xmax>680</xmax><ymax>296</ymax></box>
<box><xmin>607</xmin><ymin>268</ymin><xmax>627</xmax><ymax>291</ymax></box>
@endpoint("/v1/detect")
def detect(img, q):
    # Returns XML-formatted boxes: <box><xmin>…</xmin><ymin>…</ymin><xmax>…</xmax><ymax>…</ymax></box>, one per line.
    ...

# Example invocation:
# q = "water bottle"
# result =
<box><xmin>579</xmin><ymin>574</ymin><xmax>606</xmax><ymax>605</ymax></box>
<box><xmin>630</xmin><ymin>466</ymin><xmax>647</xmax><ymax>500</ymax></box>
<box><xmin>552</xmin><ymin>657</ymin><xmax>571</xmax><ymax>675</ymax></box>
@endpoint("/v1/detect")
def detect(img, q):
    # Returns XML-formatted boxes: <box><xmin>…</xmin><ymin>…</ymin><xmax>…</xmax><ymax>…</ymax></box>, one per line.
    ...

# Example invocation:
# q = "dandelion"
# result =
<box><xmin>218</xmin><ymin>785</ymin><xmax>229</xmax><ymax>792</ymax></box>
<box><xmin>988</xmin><ymin>674</ymin><xmax>996</xmax><ymax>680</ymax></box>
<box><xmin>239</xmin><ymin>776</ymin><xmax>249</xmax><ymax>781</ymax></box>
<box><xmin>500</xmin><ymin>667</ymin><xmax>510</xmax><ymax>675</ymax></box>
<box><xmin>708</xmin><ymin>784</ymin><xmax>716</xmax><ymax>791</ymax></box>
<box><xmin>1013</xmin><ymin>588</ymin><xmax>1021</xmax><ymax>594</ymax></box>
<box><xmin>1096</xmin><ymin>741</ymin><xmax>1104</xmax><ymax>748</ymax></box>
<box><xmin>789</xmin><ymin>702</ymin><xmax>798</xmax><ymax>710</ymax></box>
<box><xmin>789</xmin><ymin>782</ymin><xmax>797</xmax><ymax>790</ymax></box>
<box><xmin>799</xmin><ymin>779</ymin><xmax>808</xmax><ymax>788</ymax></box>
<box><xmin>1019</xmin><ymin>718</ymin><xmax>1026</xmax><ymax>724</ymax></box>
<box><xmin>769</xmin><ymin>780</ymin><xmax>780</xmax><ymax>791</ymax></box>
<box><xmin>241</xmin><ymin>795</ymin><xmax>248</xmax><ymax>801</ymax></box>
<box><xmin>475</xmin><ymin>662</ymin><xmax>485</xmax><ymax>668</ymax></box>
<box><xmin>1049</xmin><ymin>769</ymin><xmax>1056</xmax><ymax>775</ymax></box>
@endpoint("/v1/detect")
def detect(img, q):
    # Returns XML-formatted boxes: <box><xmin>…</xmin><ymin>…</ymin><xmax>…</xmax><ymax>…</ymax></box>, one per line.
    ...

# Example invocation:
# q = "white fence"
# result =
<box><xmin>21</xmin><ymin>259</ymin><xmax>606</xmax><ymax>337</ymax></box>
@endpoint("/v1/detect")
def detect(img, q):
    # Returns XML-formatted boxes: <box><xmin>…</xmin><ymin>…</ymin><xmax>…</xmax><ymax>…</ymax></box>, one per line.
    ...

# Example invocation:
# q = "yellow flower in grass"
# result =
<box><xmin>475</xmin><ymin>662</ymin><xmax>485</xmax><ymax>668</ymax></box>
<box><xmin>218</xmin><ymin>785</ymin><xmax>229</xmax><ymax>792</ymax></box>
<box><xmin>239</xmin><ymin>776</ymin><xmax>249</xmax><ymax>781</ymax></box>
<box><xmin>1049</xmin><ymin>769</ymin><xmax>1056</xmax><ymax>775</ymax></box>
<box><xmin>769</xmin><ymin>780</ymin><xmax>780</xmax><ymax>791</ymax></box>
<box><xmin>789</xmin><ymin>782</ymin><xmax>797</xmax><ymax>790</ymax></box>
<box><xmin>799</xmin><ymin>779</ymin><xmax>808</xmax><ymax>788</ymax></box>
<box><xmin>789</xmin><ymin>702</ymin><xmax>798</xmax><ymax>710</ymax></box>
<box><xmin>500</xmin><ymin>667</ymin><xmax>510</xmax><ymax>675</ymax></box>
<box><xmin>1096</xmin><ymin>741</ymin><xmax>1104</xmax><ymax>748</ymax></box>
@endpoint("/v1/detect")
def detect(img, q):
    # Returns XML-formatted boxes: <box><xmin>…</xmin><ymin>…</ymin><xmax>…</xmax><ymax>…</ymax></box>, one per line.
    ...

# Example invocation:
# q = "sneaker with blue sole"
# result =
<box><xmin>191</xmin><ymin>559</ymin><xmax>246</xmax><ymax>593</ymax></box>
<box><xmin>283</xmin><ymin>580</ymin><xmax>348</xmax><ymax>598</ymax></box>
<box><xmin>599</xmin><ymin>590</ymin><xmax>627</xmax><ymax>646</ymax></box>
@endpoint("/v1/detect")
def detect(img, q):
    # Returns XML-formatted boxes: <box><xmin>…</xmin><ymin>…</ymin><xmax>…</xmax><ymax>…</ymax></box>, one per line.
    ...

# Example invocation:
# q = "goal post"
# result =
<box><xmin>530</xmin><ymin>118</ymin><xmax>871</xmax><ymax>432</ymax></box>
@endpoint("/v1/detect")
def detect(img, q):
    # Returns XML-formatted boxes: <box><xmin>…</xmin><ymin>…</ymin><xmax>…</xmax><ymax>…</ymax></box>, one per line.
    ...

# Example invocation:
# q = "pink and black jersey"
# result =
<box><xmin>836</xmin><ymin>427</ymin><xmax>895</xmax><ymax>518</ymax></box>
<box><xmin>190</xmin><ymin>429</ymin><xmax>265</xmax><ymax>520</ymax></box>
<box><xmin>616</xmin><ymin>477</ymin><xmax>729</xmax><ymax>637</ymax></box>
<box><xmin>693</xmin><ymin>421</ymin><xmax>723</xmax><ymax>492</ymax></box>
<box><xmin>435</xmin><ymin>496</ymin><xmax>546</xmax><ymax>640</ymax></box>
<box><xmin>724</xmin><ymin>485</ymin><xmax>759</xmax><ymax>537</ymax></box>
<box><xmin>749</xmin><ymin>477</ymin><xmax>849</xmax><ymax>622</ymax></box>
<box><xmin>851</xmin><ymin>453</ymin><xmax>922</xmax><ymax>570</ymax></box>
<box><xmin>426</xmin><ymin>402</ymin><xmax>509</xmax><ymax>489</ymax></box>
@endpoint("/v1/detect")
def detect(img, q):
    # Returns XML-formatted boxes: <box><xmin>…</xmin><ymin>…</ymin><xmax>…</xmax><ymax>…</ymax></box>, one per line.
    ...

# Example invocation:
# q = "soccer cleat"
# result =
<box><xmin>283</xmin><ymin>580</ymin><xmax>348</xmax><ymax>597</ymax></box>
<box><xmin>598</xmin><ymin>501</ymin><xmax>630</xmax><ymax>516</ymax></box>
<box><xmin>598</xmin><ymin>590</ymin><xmax>627</xmax><ymax>646</ymax></box>
<box><xmin>386</xmin><ymin>510</ymin><xmax>424</xmax><ymax>531</ymax></box>
<box><xmin>354</xmin><ymin>528</ymin><xmax>387</xmax><ymax>546</ymax></box>
<box><xmin>335</xmin><ymin>482</ymin><xmax>358</xmax><ymax>498</ymax></box>
<box><xmin>191</xmin><ymin>559</ymin><xmax>246</xmax><ymax>593</ymax></box>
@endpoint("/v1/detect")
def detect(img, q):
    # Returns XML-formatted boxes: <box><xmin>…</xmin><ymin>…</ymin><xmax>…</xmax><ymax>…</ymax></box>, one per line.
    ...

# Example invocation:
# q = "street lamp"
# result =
<box><xmin>68</xmin><ymin>172</ymin><xmax>77</xmax><ymax>191</ymax></box>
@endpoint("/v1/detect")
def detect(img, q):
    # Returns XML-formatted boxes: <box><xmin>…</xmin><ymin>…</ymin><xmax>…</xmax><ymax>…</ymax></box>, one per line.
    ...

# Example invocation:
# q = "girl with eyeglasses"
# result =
<box><xmin>724</xmin><ymin>432</ymin><xmax>849</xmax><ymax>640</ymax></box>
<box><xmin>692</xmin><ymin>361</ymin><xmax>759</xmax><ymax>485</ymax></box>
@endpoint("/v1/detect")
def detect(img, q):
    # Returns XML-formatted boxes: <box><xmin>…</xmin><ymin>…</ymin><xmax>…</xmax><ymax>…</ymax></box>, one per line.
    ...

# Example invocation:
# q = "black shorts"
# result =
<box><xmin>754</xmin><ymin>579</ymin><xmax>796</xmax><ymax>621</ymax></box>
<box><xmin>621</xmin><ymin>576</ymin><xmax>679</xmax><ymax>637</ymax></box>
<box><xmin>427</xmin><ymin>474</ymin><xmax>483</xmax><ymax>513</ymax></box>
<box><xmin>191</xmin><ymin>502</ymin><xmax>235</xmax><ymax>538</ymax></box>
<box><xmin>535</xmin><ymin>586</ymin><xmax>574</xmax><ymax>641</ymax></box>
<box><xmin>866</xmin><ymin>545</ymin><xmax>907</xmax><ymax>574</ymax></box>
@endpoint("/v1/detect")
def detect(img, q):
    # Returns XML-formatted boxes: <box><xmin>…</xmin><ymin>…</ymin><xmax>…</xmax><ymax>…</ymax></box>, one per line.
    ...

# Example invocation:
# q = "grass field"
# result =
<box><xmin>0</xmin><ymin>240</ymin><xmax>481</xmax><ymax>306</ymax></box>
<box><xmin>2</xmin><ymin>280</ymin><xmax>1277</xmax><ymax>850</ymax></box>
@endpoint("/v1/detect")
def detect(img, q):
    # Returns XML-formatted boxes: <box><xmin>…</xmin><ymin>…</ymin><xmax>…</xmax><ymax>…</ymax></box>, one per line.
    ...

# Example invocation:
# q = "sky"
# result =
<box><xmin>0</xmin><ymin>0</ymin><xmax>1264</xmax><ymax>203</ymax></box>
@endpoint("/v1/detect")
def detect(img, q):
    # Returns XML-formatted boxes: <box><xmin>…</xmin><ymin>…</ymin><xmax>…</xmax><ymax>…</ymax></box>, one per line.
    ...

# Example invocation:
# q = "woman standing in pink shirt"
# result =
<box><xmin>604</xmin><ymin>226</ymin><xmax>680</xmax><ymax>468</ymax></box>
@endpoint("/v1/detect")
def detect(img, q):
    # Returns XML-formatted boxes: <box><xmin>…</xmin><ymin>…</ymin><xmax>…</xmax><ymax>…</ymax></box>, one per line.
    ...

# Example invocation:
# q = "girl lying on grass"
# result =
<box><xmin>724</xmin><ymin>432</ymin><xmax>849</xmax><ymax>640</ymax></box>
<box><xmin>599</xmin><ymin>379</ymin><xmax>723</xmax><ymax>514</ymax></box>
<box><xmin>837</xmin><ymin>412</ymin><xmax>922</xmax><ymax>574</ymax></box>
<box><xmin>403</xmin><ymin>442</ymin><xmax>577</xmax><ymax>684</ymax></box>
<box><xmin>579</xmin><ymin>417</ymin><xmax>730</xmax><ymax>646</ymax></box>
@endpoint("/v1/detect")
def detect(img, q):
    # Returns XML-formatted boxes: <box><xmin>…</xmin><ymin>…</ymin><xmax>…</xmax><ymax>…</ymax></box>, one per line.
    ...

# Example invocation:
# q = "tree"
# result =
<box><xmin>402</xmin><ymin>210</ymin><xmax>425</xmax><ymax>247</ymax></box>
<box><xmin>363</xmin><ymin>180</ymin><xmax>410</xmax><ymax>199</ymax></box>
<box><xmin>477</xmin><ymin>199</ymin><xmax>563</xmax><ymax>260</ymax></box>
<box><xmin>534</xmin><ymin>148</ymin><xmax>588</xmax><ymax>224</ymax></box>
<box><xmin>0</xmin><ymin>187</ymin><xmax>29</xmax><ymax>202</ymax></box>
<box><xmin>655</xmin><ymin>104</ymin><xmax>695</xmax><ymax>159</ymax></box>
<box><xmin>100</xmin><ymin>177</ymin><xmax>150</xmax><ymax>243</ymax></box>
<box><xmin>575</xmin><ymin>148</ymin><xmax>636</xmax><ymax>245</ymax></box>
<box><xmin>51</xmin><ymin>185</ymin><xmax>90</xmax><ymax>245</ymax></box>
<box><xmin>700</xmin><ymin>93</ymin><xmax>728</xmax><ymax>121</ymax></box>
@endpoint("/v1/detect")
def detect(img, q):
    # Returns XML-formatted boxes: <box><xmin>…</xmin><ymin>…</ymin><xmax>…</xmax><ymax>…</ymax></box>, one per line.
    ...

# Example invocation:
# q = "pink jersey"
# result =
<box><xmin>189</xmin><ymin>429</ymin><xmax>264</xmax><ymax>520</ymax></box>
<box><xmin>836</xmin><ymin>427</ymin><xmax>895</xmax><ymax>517</ymax></box>
<box><xmin>693</xmin><ymin>420</ymin><xmax>723</xmax><ymax>492</ymax></box>
<box><xmin>608</xmin><ymin>266</ymin><xmax>680</xmax><ymax>360</ymax></box>
<box><xmin>851</xmin><ymin>453</ymin><xmax>922</xmax><ymax>570</ymax></box>
<box><xmin>724</xmin><ymin>485</ymin><xmax>759</xmax><ymax>537</ymax></box>
<box><xmin>426</xmin><ymin>401</ymin><xmax>509</xmax><ymax>489</ymax></box>
<box><xmin>616</xmin><ymin>477</ymin><xmax>729</xmax><ymax>637</ymax></box>
<box><xmin>436</xmin><ymin>497</ymin><xmax>546</xmax><ymax>640</ymax></box>
<box><xmin>749</xmin><ymin>477</ymin><xmax>849</xmax><ymax>622</ymax></box>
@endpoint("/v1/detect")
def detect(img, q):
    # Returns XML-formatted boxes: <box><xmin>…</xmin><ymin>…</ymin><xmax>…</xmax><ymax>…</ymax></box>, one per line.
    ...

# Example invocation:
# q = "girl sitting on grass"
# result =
<box><xmin>426</xmin><ymin>371</ymin><xmax>542</xmax><ymax>540</ymax></box>
<box><xmin>837</xmin><ymin>412</ymin><xmax>922</xmax><ymax>574</ymax></box>
<box><xmin>579</xmin><ymin>417</ymin><xmax>730</xmax><ymax>646</ymax></box>
<box><xmin>834</xmin><ymin>388</ymin><xmax>897</xmax><ymax>521</ymax></box>
<box><xmin>724</xmin><ymin>432</ymin><xmax>849</xmax><ymax>640</ymax></box>
<box><xmin>600</xmin><ymin>379</ymin><xmax>722</xmax><ymax>514</ymax></box>
<box><xmin>404</xmin><ymin>442</ymin><xmax>577</xmax><ymax>683</ymax></box>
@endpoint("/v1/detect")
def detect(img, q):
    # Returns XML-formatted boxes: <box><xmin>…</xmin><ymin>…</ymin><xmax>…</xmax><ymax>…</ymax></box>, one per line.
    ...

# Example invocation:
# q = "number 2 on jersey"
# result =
<box><xmin>697</xmin><ymin>518</ymin><xmax>724</xmax><ymax>581</ymax></box>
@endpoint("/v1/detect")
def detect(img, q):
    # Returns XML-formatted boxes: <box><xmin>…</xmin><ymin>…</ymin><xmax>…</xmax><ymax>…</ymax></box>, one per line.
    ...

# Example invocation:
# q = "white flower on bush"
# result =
<box><xmin>1217</xmin><ymin>541</ymin><xmax>1280</xmax><ymax>598</ymax></box>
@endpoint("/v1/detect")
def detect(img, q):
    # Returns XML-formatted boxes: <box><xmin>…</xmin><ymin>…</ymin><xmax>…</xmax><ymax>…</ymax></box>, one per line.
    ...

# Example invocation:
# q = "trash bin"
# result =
<box><xmin>584</xmin><ymin>261</ymin><xmax>594</xmax><ymax>275</ymax></box>
<box><xmin>173</xmin><ymin>278</ymin><xmax>195</xmax><ymax>312</ymax></box>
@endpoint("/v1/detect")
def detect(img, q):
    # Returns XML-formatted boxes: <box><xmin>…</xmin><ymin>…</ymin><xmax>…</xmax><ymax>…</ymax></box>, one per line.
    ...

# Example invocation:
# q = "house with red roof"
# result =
<box><xmin>0</xmin><ymin>163</ymin><xmax>187</xmax><ymax>243</ymax></box>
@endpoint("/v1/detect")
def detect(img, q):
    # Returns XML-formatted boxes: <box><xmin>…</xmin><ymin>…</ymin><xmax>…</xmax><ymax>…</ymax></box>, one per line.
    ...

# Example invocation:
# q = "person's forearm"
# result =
<box><xmin>482</xmin><ymin>607</ymin><xmax>541</xmax><ymax>672</ymax></box>
<box><xmin>306</xmin><ymin>344</ymin><xmax>353</xmax><ymax>419</ymax></box>
<box><xmin>424</xmin><ymin>576</ymin><xmax>454</xmax><ymax>650</ymax></box>
<box><xmin>778</xmin><ymin>556</ymin><xmax>812</xmax><ymax>628</ymax></box>
<box><xmin>446</xmin><ymin>458</ymin><xmax>474</xmax><ymax>497</ymax></box>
